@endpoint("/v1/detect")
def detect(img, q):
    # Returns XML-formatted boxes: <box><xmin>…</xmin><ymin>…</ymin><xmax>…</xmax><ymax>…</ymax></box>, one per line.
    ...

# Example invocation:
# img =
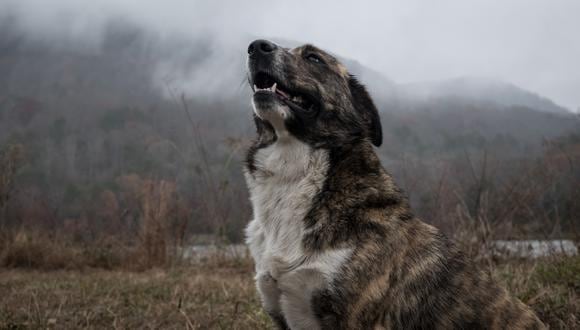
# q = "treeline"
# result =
<box><xmin>0</xmin><ymin>20</ymin><xmax>579</xmax><ymax>268</ymax></box>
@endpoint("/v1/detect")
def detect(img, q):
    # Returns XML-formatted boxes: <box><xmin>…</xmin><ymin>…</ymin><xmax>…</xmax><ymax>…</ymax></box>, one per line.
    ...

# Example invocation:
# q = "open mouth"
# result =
<box><xmin>252</xmin><ymin>72</ymin><xmax>319</xmax><ymax>113</ymax></box>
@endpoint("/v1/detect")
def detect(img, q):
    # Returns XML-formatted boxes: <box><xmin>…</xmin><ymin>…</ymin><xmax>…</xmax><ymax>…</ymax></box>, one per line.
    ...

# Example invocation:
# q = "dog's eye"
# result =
<box><xmin>306</xmin><ymin>54</ymin><xmax>323</xmax><ymax>64</ymax></box>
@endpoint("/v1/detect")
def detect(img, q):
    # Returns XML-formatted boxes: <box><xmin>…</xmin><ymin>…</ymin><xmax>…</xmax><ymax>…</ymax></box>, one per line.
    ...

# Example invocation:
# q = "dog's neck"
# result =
<box><xmin>325</xmin><ymin>141</ymin><xmax>387</xmax><ymax>185</ymax></box>
<box><xmin>258</xmin><ymin>136</ymin><xmax>319</xmax><ymax>181</ymax></box>
<box><xmin>247</xmin><ymin>135</ymin><xmax>385</xmax><ymax>183</ymax></box>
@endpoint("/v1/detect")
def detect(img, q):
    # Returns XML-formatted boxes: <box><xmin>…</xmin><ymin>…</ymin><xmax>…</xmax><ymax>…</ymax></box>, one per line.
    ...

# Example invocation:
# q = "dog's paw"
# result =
<box><xmin>257</xmin><ymin>272</ymin><xmax>282</xmax><ymax>313</ymax></box>
<box><xmin>279</xmin><ymin>269</ymin><xmax>325</xmax><ymax>330</ymax></box>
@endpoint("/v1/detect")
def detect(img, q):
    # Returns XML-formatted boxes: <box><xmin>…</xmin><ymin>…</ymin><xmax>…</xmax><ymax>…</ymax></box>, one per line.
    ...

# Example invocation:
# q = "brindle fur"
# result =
<box><xmin>244</xmin><ymin>40</ymin><xmax>545</xmax><ymax>329</ymax></box>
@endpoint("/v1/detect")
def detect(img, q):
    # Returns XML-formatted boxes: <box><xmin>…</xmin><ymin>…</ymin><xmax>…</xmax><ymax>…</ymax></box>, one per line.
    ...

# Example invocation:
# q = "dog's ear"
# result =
<box><xmin>348</xmin><ymin>76</ymin><xmax>383</xmax><ymax>147</ymax></box>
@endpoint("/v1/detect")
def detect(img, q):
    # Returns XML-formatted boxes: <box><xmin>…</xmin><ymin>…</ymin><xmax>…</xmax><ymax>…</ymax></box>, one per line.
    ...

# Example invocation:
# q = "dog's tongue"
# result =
<box><xmin>276</xmin><ymin>88</ymin><xmax>290</xmax><ymax>100</ymax></box>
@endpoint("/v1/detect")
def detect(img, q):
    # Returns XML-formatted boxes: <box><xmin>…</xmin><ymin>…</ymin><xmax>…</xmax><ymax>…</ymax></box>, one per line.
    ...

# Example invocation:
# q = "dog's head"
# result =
<box><xmin>247</xmin><ymin>39</ymin><xmax>382</xmax><ymax>148</ymax></box>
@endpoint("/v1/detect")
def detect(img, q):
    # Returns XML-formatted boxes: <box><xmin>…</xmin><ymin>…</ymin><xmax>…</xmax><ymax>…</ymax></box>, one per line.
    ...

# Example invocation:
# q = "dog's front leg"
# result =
<box><xmin>278</xmin><ymin>268</ymin><xmax>326</xmax><ymax>330</ymax></box>
<box><xmin>256</xmin><ymin>272</ymin><xmax>290</xmax><ymax>330</ymax></box>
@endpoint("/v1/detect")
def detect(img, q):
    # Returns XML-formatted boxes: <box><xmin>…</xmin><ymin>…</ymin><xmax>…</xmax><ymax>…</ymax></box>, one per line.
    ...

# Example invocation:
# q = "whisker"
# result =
<box><xmin>235</xmin><ymin>74</ymin><xmax>252</xmax><ymax>93</ymax></box>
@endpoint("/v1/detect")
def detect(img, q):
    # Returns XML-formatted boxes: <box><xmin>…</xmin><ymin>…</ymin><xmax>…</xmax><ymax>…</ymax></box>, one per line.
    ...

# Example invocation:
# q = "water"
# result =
<box><xmin>491</xmin><ymin>240</ymin><xmax>578</xmax><ymax>258</ymax></box>
<box><xmin>180</xmin><ymin>240</ymin><xmax>578</xmax><ymax>260</ymax></box>
<box><xmin>179</xmin><ymin>244</ymin><xmax>249</xmax><ymax>260</ymax></box>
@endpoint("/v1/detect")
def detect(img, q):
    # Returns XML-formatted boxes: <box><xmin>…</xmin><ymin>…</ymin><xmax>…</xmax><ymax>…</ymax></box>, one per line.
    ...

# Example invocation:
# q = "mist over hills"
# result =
<box><xmin>2</xmin><ymin>19</ymin><xmax>579</xmax><ymax>157</ymax></box>
<box><xmin>399</xmin><ymin>76</ymin><xmax>569</xmax><ymax>114</ymax></box>
<box><xmin>1</xmin><ymin>19</ymin><xmax>579</xmax><ymax>240</ymax></box>
<box><xmin>1</xmin><ymin>19</ymin><xmax>575</xmax><ymax>120</ymax></box>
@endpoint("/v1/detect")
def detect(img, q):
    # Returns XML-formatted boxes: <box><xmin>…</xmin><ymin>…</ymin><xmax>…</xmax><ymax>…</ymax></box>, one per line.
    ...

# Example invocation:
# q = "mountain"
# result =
<box><xmin>1</xmin><ymin>19</ymin><xmax>579</xmax><ymax>241</ymax></box>
<box><xmin>398</xmin><ymin>76</ymin><xmax>569</xmax><ymax>114</ymax></box>
<box><xmin>2</xmin><ymin>20</ymin><xmax>579</xmax><ymax>159</ymax></box>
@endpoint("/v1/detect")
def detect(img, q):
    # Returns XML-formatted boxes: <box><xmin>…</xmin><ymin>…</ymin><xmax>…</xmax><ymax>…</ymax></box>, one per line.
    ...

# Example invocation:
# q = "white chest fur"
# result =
<box><xmin>245</xmin><ymin>137</ymin><xmax>351</xmax><ymax>281</ymax></box>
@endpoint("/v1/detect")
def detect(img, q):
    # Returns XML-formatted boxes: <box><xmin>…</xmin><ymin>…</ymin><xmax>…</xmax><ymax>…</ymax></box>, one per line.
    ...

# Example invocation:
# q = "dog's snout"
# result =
<box><xmin>248</xmin><ymin>39</ymin><xmax>277</xmax><ymax>57</ymax></box>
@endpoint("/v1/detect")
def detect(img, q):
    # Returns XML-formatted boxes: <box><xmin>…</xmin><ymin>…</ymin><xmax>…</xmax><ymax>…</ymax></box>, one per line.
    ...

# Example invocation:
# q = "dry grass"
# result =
<box><xmin>0</xmin><ymin>256</ymin><xmax>578</xmax><ymax>329</ymax></box>
<box><xmin>495</xmin><ymin>256</ymin><xmax>580</xmax><ymax>329</ymax></box>
<box><xmin>0</xmin><ymin>231</ymin><xmax>133</xmax><ymax>271</ymax></box>
<box><xmin>0</xmin><ymin>258</ymin><xmax>272</xmax><ymax>330</ymax></box>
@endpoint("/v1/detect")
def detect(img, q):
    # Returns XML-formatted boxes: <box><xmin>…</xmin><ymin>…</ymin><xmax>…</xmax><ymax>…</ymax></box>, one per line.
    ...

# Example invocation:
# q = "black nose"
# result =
<box><xmin>248</xmin><ymin>39</ymin><xmax>277</xmax><ymax>57</ymax></box>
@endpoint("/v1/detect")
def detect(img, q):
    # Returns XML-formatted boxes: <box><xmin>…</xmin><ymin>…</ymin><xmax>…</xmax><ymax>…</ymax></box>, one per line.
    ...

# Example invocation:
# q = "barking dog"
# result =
<box><xmin>243</xmin><ymin>39</ymin><xmax>545</xmax><ymax>330</ymax></box>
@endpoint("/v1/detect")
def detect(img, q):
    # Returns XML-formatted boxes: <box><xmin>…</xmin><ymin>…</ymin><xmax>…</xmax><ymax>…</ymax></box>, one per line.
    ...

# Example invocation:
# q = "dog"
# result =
<box><xmin>243</xmin><ymin>39</ymin><xmax>545</xmax><ymax>330</ymax></box>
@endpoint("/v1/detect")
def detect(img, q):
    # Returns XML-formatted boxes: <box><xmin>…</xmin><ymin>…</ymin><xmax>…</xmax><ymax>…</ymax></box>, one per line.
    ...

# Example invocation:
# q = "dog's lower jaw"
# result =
<box><xmin>251</xmin><ymin>96</ymin><xmax>292</xmax><ymax>140</ymax></box>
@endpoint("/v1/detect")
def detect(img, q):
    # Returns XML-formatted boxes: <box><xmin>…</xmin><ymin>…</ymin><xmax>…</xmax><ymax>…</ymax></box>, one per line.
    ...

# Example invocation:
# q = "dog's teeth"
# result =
<box><xmin>272</xmin><ymin>83</ymin><xmax>277</xmax><ymax>93</ymax></box>
<box><xmin>254</xmin><ymin>84</ymin><xmax>258</xmax><ymax>91</ymax></box>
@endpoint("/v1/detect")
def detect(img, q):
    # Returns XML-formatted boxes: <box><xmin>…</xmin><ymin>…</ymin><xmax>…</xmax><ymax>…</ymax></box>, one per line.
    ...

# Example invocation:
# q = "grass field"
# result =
<box><xmin>0</xmin><ymin>256</ymin><xmax>578</xmax><ymax>329</ymax></box>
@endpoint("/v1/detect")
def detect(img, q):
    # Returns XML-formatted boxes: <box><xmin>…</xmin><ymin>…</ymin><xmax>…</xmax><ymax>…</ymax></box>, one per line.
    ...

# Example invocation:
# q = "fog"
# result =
<box><xmin>2</xmin><ymin>0</ymin><xmax>579</xmax><ymax>110</ymax></box>
<box><xmin>1</xmin><ymin>3</ymin><xmax>580</xmax><ymax>311</ymax></box>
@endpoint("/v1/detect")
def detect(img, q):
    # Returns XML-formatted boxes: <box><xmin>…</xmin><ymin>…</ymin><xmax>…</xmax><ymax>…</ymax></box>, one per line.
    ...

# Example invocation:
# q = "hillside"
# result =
<box><xmin>399</xmin><ymin>76</ymin><xmax>569</xmax><ymax>114</ymax></box>
<box><xmin>1</xmin><ymin>20</ymin><xmax>579</xmax><ymax>241</ymax></box>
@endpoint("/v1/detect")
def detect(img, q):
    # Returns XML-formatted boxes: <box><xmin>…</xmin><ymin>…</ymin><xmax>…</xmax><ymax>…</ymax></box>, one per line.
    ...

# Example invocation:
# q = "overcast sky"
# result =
<box><xmin>2</xmin><ymin>0</ymin><xmax>579</xmax><ymax>110</ymax></box>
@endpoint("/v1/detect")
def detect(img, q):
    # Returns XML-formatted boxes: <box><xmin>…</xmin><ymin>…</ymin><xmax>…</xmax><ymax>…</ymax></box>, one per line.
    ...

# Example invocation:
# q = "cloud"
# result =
<box><xmin>2</xmin><ymin>0</ymin><xmax>579</xmax><ymax>110</ymax></box>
